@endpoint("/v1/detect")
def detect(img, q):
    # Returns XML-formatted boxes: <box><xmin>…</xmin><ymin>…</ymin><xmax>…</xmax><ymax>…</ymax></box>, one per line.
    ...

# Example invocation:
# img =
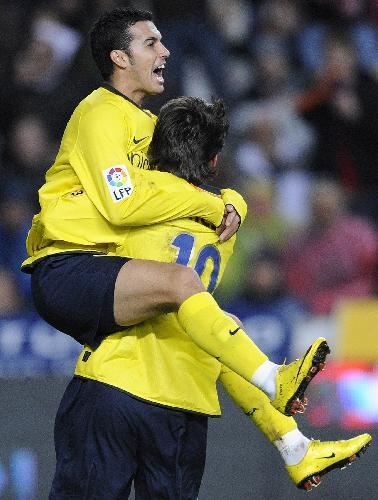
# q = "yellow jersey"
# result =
<box><xmin>75</xmin><ymin>206</ymin><xmax>236</xmax><ymax>416</ymax></box>
<box><xmin>22</xmin><ymin>85</ymin><xmax>230</xmax><ymax>268</ymax></box>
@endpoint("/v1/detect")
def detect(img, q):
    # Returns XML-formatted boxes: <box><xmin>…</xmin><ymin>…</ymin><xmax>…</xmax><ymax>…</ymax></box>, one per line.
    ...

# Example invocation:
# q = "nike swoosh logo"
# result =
<box><xmin>229</xmin><ymin>327</ymin><xmax>241</xmax><ymax>336</ymax></box>
<box><xmin>133</xmin><ymin>136</ymin><xmax>148</xmax><ymax>144</ymax></box>
<box><xmin>317</xmin><ymin>452</ymin><xmax>336</xmax><ymax>459</ymax></box>
<box><xmin>295</xmin><ymin>344</ymin><xmax>311</xmax><ymax>382</ymax></box>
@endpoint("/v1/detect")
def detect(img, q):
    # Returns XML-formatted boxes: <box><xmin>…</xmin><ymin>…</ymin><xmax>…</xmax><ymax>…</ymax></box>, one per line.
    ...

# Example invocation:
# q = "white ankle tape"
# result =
<box><xmin>251</xmin><ymin>360</ymin><xmax>279</xmax><ymax>400</ymax></box>
<box><xmin>274</xmin><ymin>429</ymin><xmax>310</xmax><ymax>466</ymax></box>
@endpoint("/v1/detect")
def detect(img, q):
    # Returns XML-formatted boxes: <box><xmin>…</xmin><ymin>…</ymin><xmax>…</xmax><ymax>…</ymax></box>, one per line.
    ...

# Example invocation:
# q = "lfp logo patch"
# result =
<box><xmin>103</xmin><ymin>164</ymin><xmax>134</xmax><ymax>203</ymax></box>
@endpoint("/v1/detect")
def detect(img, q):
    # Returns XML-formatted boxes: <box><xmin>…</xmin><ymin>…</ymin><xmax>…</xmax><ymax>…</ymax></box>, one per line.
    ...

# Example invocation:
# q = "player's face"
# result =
<box><xmin>126</xmin><ymin>21</ymin><xmax>170</xmax><ymax>100</ymax></box>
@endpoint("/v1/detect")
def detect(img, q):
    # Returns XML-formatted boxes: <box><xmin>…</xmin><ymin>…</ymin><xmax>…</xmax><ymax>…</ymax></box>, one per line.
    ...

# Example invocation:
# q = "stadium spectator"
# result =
<box><xmin>14</xmin><ymin>10</ymin><xmax>81</xmax><ymax>93</ymax></box>
<box><xmin>0</xmin><ymin>194</ymin><xmax>33</xmax><ymax>304</ymax></box>
<box><xmin>232</xmin><ymin>101</ymin><xmax>315</xmax><ymax>228</ymax></box>
<box><xmin>246</xmin><ymin>0</ymin><xmax>305</xmax><ymax>96</ymax></box>
<box><xmin>150</xmin><ymin>0</ymin><xmax>231</xmax><ymax>104</ymax></box>
<box><xmin>297</xmin><ymin>0</ymin><xmax>378</xmax><ymax>74</ymax></box>
<box><xmin>217</xmin><ymin>180</ymin><xmax>291</xmax><ymax>302</ymax></box>
<box><xmin>283</xmin><ymin>179</ymin><xmax>378</xmax><ymax>315</ymax></box>
<box><xmin>0</xmin><ymin>267</ymin><xmax>24</xmax><ymax>317</ymax></box>
<box><xmin>297</xmin><ymin>35</ymin><xmax>378</xmax><ymax>225</ymax></box>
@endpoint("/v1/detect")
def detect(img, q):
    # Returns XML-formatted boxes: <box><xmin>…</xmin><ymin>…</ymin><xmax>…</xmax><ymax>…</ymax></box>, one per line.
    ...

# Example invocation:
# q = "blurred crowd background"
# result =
<box><xmin>0</xmin><ymin>1</ymin><xmax>377</xmax><ymax>497</ymax></box>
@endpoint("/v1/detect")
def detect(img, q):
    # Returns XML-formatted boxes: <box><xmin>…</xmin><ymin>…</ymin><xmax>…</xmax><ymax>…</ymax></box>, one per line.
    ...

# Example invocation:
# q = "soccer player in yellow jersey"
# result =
<box><xmin>22</xmin><ymin>8</ymin><xmax>332</xmax><ymax>422</ymax></box>
<box><xmin>50</xmin><ymin>96</ymin><xmax>371</xmax><ymax>498</ymax></box>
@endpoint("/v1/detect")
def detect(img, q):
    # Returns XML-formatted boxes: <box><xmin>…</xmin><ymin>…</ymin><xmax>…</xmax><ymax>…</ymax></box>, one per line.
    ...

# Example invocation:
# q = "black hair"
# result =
<box><xmin>90</xmin><ymin>8</ymin><xmax>153</xmax><ymax>79</ymax></box>
<box><xmin>148</xmin><ymin>97</ymin><xmax>229</xmax><ymax>185</ymax></box>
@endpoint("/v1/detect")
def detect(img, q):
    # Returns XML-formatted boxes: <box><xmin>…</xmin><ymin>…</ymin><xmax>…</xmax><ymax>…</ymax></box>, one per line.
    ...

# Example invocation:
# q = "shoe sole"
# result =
<box><xmin>285</xmin><ymin>341</ymin><xmax>330</xmax><ymax>416</ymax></box>
<box><xmin>298</xmin><ymin>441</ymin><xmax>371</xmax><ymax>491</ymax></box>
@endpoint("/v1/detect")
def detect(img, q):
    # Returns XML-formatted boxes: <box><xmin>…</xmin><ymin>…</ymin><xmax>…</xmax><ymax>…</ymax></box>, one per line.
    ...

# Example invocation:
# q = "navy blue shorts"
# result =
<box><xmin>30</xmin><ymin>253</ymin><xmax>130</xmax><ymax>349</ymax></box>
<box><xmin>50</xmin><ymin>377</ymin><xmax>208</xmax><ymax>499</ymax></box>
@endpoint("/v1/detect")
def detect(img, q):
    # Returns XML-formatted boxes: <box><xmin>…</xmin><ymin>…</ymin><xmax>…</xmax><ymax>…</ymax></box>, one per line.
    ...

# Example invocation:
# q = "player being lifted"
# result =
<box><xmin>50</xmin><ymin>96</ymin><xmax>371</xmax><ymax>498</ymax></box>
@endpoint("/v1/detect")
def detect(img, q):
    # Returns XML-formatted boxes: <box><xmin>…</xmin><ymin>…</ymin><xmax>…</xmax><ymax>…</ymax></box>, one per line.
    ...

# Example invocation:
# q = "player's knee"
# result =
<box><xmin>168</xmin><ymin>264</ymin><xmax>204</xmax><ymax>304</ymax></box>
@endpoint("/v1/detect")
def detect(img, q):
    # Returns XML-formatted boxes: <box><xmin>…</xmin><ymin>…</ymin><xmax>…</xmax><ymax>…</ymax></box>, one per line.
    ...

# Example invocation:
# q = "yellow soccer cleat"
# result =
<box><xmin>271</xmin><ymin>337</ymin><xmax>330</xmax><ymax>416</ymax></box>
<box><xmin>286</xmin><ymin>434</ymin><xmax>372</xmax><ymax>491</ymax></box>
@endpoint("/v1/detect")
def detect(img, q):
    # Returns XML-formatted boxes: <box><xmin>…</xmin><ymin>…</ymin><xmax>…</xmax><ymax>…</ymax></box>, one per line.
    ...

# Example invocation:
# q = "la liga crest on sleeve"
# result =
<box><xmin>103</xmin><ymin>164</ymin><xmax>134</xmax><ymax>202</ymax></box>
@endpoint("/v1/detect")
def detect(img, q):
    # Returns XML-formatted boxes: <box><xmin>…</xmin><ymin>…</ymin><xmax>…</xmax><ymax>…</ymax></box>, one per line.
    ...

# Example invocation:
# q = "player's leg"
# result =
<box><xmin>49</xmin><ymin>377</ymin><xmax>138</xmax><ymax>499</ymax></box>
<box><xmin>133</xmin><ymin>403</ymin><xmax>207</xmax><ymax>500</ymax></box>
<box><xmin>113</xmin><ymin>258</ymin><xmax>205</xmax><ymax>325</ymax></box>
<box><xmin>177</xmin><ymin>292</ymin><xmax>329</xmax><ymax>415</ymax></box>
<box><xmin>220</xmin><ymin>366</ymin><xmax>372</xmax><ymax>491</ymax></box>
<box><xmin>115</xmin><ymin>259</ymin><xmax>330</xmax><ymax>416</ymax></box>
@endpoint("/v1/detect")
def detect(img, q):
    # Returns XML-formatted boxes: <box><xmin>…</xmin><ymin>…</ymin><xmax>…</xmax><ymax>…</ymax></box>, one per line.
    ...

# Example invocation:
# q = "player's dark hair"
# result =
<box><xmin>148</xmin><ymin>97</ymin><xmax>229</xmax><ymax>185</ymax></box>
<box><xmin>90</xmin><ymin>8</ymin><xmax>153</xmax><ymax>79</ymax></box>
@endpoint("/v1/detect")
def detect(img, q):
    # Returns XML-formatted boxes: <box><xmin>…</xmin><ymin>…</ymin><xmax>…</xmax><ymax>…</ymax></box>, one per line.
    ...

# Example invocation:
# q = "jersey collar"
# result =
<box><xmin>100</xmin><ymin>82</ymin><xmax>151</xmax><ymax>116</ymax></box>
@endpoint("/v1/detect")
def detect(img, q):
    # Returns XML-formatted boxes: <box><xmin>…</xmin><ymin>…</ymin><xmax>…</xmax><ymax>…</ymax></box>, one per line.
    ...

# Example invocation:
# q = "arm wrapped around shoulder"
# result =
<box><xmin>220</xmin><ymin>189</ymin><xmax>248</xmax><ymax>225</ymax></box>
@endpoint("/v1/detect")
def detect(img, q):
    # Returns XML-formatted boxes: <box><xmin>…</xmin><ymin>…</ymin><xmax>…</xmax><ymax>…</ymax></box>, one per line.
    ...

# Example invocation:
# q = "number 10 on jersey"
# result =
<box><xmin>171</xmin><ymin>233</ymin><xmax>221</xmax><ymax>293</ymax></box>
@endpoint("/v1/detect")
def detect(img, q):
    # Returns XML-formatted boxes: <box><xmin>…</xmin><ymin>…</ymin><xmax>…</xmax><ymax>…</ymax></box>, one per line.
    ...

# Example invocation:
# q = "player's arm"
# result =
<box><xmin>71</xmin><ymin>103</ymin><xmax>225</xmax><ymax>228</ymax></box>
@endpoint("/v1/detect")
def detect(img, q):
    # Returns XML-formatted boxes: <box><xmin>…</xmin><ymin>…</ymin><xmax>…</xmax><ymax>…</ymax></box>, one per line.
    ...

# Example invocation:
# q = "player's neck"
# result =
<box><xmin>108</xmin><ymin>75</ymin><xmax>145</xmax><ymax>106</ymax></box>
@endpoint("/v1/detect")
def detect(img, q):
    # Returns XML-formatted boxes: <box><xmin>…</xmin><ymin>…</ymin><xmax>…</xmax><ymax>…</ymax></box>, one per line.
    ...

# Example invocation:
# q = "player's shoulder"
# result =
<box><xmin>80</xmin><ymin>87</ymin><xmax>126</xmax><ymax>114</ymax></box>
<box><xmin>74</xmin><ymin>87</ymin><xmax>144</xmax><ymax>132</ymax></box>
<box><xmin>72</xmin><ymin>88</ymin><xmax>122</xmax><ymax>127</ymax></box>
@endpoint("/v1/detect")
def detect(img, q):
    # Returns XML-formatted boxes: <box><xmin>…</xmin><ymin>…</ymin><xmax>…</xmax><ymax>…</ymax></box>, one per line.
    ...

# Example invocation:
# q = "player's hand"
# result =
<box><xmin>216</xmin><ymin>204</ymin><xmax>241</xmax><ymax>242</ymax></box>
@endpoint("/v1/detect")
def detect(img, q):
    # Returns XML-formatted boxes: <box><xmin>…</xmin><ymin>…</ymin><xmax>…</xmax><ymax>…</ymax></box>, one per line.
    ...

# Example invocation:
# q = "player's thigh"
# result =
<box><xmin>114</xmin><ymin>259</ymin><xmax>204</xmax><ymax>326</ymax></box>
<box><xmin>134</xmin><ymin>407</ymin><xmax>208</xmax><ymax>500</ymax></box>
<box><xmin>50</xmin><ymin>378</ymin><xmax>138</xmax><ymax>499</ymax></box>
<box><xmin>31</xmin><ymin>252</ymin><xmax>129</xmax><ymax>348</ymax></box>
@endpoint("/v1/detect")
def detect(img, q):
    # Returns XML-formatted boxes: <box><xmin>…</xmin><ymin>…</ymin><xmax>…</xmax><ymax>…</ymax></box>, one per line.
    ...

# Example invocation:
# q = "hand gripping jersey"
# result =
<box><xmin>22</xmin><ymin>85</ymin><xmax>232</xmax><ymax>269</ymax></box>
<box><xmin>75</xmin><ymin>202</ymin><xmax>236</xmax><ymax>416</ymax></box>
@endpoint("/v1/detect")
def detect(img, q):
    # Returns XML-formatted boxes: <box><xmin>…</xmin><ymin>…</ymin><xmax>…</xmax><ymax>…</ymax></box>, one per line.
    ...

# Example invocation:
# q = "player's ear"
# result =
<box><xmin>210</xmin><ymin>155</ymin><xmax>218</xmax><ymax>169</ymax></box>
<box><xmin>110</xmin><ymin>49</ymin><xmax>130</xmax><ymax>69</ymax></box>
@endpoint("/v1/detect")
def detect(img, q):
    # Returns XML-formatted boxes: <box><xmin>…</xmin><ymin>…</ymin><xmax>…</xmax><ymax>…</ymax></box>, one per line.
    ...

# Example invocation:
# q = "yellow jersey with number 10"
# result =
<box><xmin>75</xmin><ymin>204</ymin><xmax>235</xmax><ymax>416</ymax></box>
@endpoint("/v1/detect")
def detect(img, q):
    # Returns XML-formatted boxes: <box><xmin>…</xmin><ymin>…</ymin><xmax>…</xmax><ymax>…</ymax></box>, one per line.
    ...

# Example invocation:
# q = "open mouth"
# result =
<box><xmin>153</xmin><ymin>64</ymin><xmax>165</xmax><ymax>83</ymax></box>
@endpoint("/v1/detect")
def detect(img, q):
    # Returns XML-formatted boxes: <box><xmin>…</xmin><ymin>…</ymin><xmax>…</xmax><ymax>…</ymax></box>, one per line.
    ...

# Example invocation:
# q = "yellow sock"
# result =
<box><xmin>219</xmin><ymin>366</ymin><xmax>297</xmax><ymax>443</ymax></box>
<box><xmin>178</xmin><ymin>292</ymin><xmax>268</xmax><ymax>382</ymax></box>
